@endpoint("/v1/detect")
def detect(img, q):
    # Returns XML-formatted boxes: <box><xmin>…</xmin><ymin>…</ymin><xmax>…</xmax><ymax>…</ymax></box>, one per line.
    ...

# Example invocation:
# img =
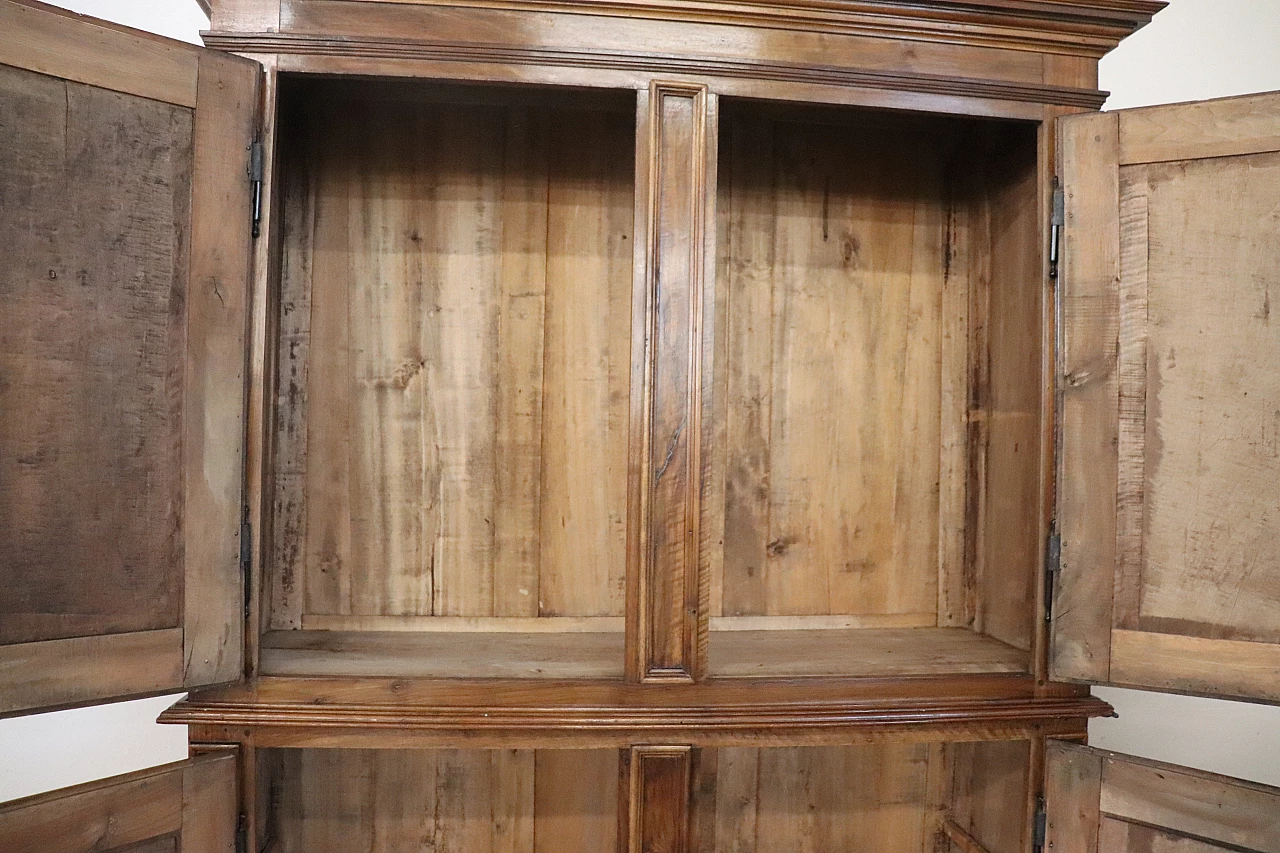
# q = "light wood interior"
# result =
<box><xmin>707</xmin><ymin>99</ymin><xmax>1042</xmax><ymax>677</ymax></box>
<box><xmin>265</xmin><ymin>78</ymin><xmax>636</xmax><ymax>675</ymax></box>
<box><xmin>262</xmin><ymin>82</ymin><xmax>1044</xmax><ymax>681</ymax></box>
<box><xmin>260</xmin><ymin>741</ymin><xmax>1028</xmax><ymax>852</ymax></box>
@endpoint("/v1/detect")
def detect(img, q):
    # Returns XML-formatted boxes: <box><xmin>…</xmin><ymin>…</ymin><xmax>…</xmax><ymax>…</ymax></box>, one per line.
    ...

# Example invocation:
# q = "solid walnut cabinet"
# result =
<box><xmin>3</xmin><ymin>0</ymin><xmax>1280</xmax><ymax>851</ymax></box>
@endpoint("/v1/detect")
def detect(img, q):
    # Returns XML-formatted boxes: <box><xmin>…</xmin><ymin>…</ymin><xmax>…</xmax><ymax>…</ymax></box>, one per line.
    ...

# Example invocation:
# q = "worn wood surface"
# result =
<box><xmin>1052</xmin><ymin>110</ymin><xmax>1120</xmax><ymax>683</ymax></box>
<box><xmin>183</xmin><ymin>48</ymin><xmax>258</xmax><ymax>690</ymax></box>
<box><xmin>0</xmin><ymin>753</ymin><xmax>236</xmax><ymax>853</ymax></box>
<box><xmin>271</xmin><ymin>81</ymin><xmax>633</xmax><ymax>630</ymax></box>
<box><xmin>1054</xmin><ymin>91</ymin><xmax>1280</xmax><ymax>702</ymax></box>
<box><xmin>628</xmin><ymin>81</ymin><xmax>714</xmax><ymax>683</ymax></box>
<box><xmin>260</xmin><ymin>629</ymin><xmax>625</xmax><ymax>678</ymax></box>
<box><xmin>0</xmin><ymin>18</ymin><xmax>255</xmax><ymax>712</ymax></box>
<box><xmin>0</xmin><ymin>0</ymin><xmax>198</xmax><ymax>106</ymax></box>
<box><xmin>621</xmin><ymin>746</ymin><xmax>692</xmax><ymax>853</ymax></box>
<box><xmin>1050</xmin><ymin>742</ymin><xmax>1280</xmax><ymax>853</ymax></box>
<box><xmin>272</xmin><ymin>748</ymin><xmax>618</xmax><ymax>852</ymax></box>
<box><xmin>709</xmin><ymin>628</ymin><xmax>1028</xmax><ymax>678</ymax></box>
<box><xmin>715</xmin><ymin>106</ymin><xmax>949</xmax><ymax>623</ymax></box>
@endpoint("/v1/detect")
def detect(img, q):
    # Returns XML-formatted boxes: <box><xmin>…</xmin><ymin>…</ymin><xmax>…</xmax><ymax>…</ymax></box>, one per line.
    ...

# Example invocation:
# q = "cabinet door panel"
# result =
<box><xmin>1053</xmin><ymin>92</ymin><xmax>1280</xmax><ymax>701</ymax></box>
<box><xmin>0</xmin><ymin>752</ymin><xmax>238</xmax><ymax>853</ymax></box>
<box><xmin>1046</xmin><ymin>741</ymin><xmax>1280</xmax><ymax>853</ymax></box>
<box><xmin>0</xmin><ymin>0</ymin><xmax>258</xmax><ymax>715</ymax></box>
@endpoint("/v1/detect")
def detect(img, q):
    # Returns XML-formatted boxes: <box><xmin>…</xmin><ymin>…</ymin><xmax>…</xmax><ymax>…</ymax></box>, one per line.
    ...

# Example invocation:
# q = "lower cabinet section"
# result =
<box><xmin>260</xmin><ymin>741</ymin><xmax>1033</xmax><ymax>852</ymax></box>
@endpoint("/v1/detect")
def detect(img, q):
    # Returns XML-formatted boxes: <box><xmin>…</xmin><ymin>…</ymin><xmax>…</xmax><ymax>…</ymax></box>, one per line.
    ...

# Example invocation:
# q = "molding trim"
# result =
<box><xmin>163</xmin><ymin>678</ymin><xmax>1113</xmax><ymax>746</ymax></box>
<box><xmin>202</xmin><ymin>33</ymin><xmax>1110</xmax><ymax>107</ymax></box>
<box><xmin>276</xmin><ymin>0</ymin><xmax>1165</xmax><ymax>58</ymax></box>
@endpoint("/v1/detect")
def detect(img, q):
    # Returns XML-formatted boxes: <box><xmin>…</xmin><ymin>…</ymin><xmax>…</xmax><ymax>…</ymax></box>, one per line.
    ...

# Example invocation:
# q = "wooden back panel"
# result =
<box><xmin>268</xmin><ymin>81</ymin><xmax>635</xmax><ymax>629</ymax></box>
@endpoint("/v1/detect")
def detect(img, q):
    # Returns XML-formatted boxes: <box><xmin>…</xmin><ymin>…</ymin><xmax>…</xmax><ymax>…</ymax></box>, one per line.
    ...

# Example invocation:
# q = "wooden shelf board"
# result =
<box><xmin>260</xmin><ymin>630</ymin><xmax>626</xmax><ymax>679</ymax></box>
<box><xmin>709</xmin><ymin>627</ymin><xmax>1030</xmax><ymax>678</ymax></box>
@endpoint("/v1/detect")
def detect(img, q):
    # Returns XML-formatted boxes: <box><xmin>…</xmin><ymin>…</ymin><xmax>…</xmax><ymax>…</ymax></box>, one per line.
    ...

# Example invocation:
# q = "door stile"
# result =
<box><xmin>240</xmin><ymin>52</ymin><xmax>282</xmax><ymax>680</ymax></box>
<box><xmin>183</xmin><ymin>48</ymin><xmax>261</xmax><ymax>689</ymax></box>
<box><xmin>626</xmin><ymin>81</ymin><xmax>718</xmax><ymax>683</ymax></box>
<box><xmin>1050</xmin><ymin>111</ymin><xmax>1120</xmax><ymax>685</ymax></box>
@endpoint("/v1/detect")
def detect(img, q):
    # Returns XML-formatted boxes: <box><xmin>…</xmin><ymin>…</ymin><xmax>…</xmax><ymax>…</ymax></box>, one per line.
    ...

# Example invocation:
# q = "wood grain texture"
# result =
<box><xmin>1127</xmin><ymin>151</ymin><xmax>1280</xmax><ymax>648</ymax></box>
<box><xmin>0</xmin><ymin>0</ymin><xmax>199</xmax><ymax>106</ymax></box>
<box><xmin>272</xmin><ymin>82</ymin><xmax>633</xmax><ymax>630</ymax></box>
<box><xmin>1109</xmin><ymin>631</ymin><xmax>1280</xmax><ymax>702</ymax></box>
<box><xmin>182</xmin><ymin>48</ymin><xmax>259</xmax><ymax>689</ymax></box>
<box><xmin>1045</xmin><ymin>742</ymin><xmax>1104</xmax><ymax>853</ymax></box>
<box><xmin>274</xmin><ymin>748</ymin><xmax>618</xmax><ymax>853</ymax></box>
<box><xmin>1052</xmin><ymin>110</ymin><xmax>1120</xmax><ymax>683</ymax></box>
<box><xmin>0</xmin><ymin>63</ymin><xmax>190</xmax><ymax>648</ymax></box>
<box><xmin>0</xmin><ymin>753</ymin><xmax>236</xmax><ymax>853</ymax></box>
<box><xmin>628</xmin><ymin>81</ymin><xmax>713</xmax><ymax>683</ymax></box>
<box><xmin>1118</xmin><ymin>90</ymin><xmax>1280</xmax><ymax>165</ymax></box>
<box><xmin>264</xmin><ymin>0</ymin><xmax>1160</xmax><ymax>58</ymax></box>
<box><xmin>715</xmin><ymin>106</ymin><xmax>948</xmax><ymax>622</ymax></box>
<box><xmin>622</xmin><ymin>746</ymin><xmax>692</xmax><ymax>853</ymax></box>
<box><xmin>1099</xmin><ymin>752</ymin><xmax>1280</xmax><ymax>853</ymax></box>
<box><xmin>259</xmin><ymin>629</ymin><xmax>625</xmax><ymax>678</ymax></box>
<box><xmin>947</xmin><ymin>740</ymin><xmax>1032</xmax><ymax>853</ymax></box>
<box><xmin>698</xmin><ymin>743</ymin><xmax>937</xmax><ymax>852</ymax></box>
<box><xmin>709</xmin><ymin>627</ymin><xmax>1028</xmax><ymax>678</ymax></box>
<box><xmin>0</xmin><ymin>630</ymin><xmax>182</xmax><ymax>717</ymax></box>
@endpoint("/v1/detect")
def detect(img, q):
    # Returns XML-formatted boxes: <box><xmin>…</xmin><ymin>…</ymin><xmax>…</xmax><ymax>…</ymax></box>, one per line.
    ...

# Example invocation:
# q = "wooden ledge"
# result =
<box><xmin>164</xmin><ymin>675</ymin><xmax>1112</xmax><ymax>749</ymax></box>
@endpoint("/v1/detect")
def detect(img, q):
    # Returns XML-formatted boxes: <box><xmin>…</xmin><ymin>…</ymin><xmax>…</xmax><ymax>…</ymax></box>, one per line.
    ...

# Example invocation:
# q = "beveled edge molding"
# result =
<box><xmin>161</xmin><ymin>691</ymin><xmax>1113</xmax><ymax>734</ymax></box>
<box><xmin>628</xmin><ymin>81</ymin><xmax>711</xmax><ymax>684</ymax></box>
<box><xmin>275</xmin><ymin>0</ymin><xmax>1163</xmax><ymax>58</ymax></box>
<box><xmin>200</xmin><ymin>33</ymin><xmax>1110</xmax><ymax>109</ymax></box>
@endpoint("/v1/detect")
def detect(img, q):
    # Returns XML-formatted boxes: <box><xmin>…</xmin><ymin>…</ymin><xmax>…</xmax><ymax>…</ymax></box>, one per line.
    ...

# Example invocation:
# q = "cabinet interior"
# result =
<box><xmin>707</xmin><ymin>100</ymin><xmax>1042</xmax><ymax>679</ymax></box>
<box><xmin>260</xmin><ymin>78</ymin><xmax>1043</xmax><ymax>681</ymax></box>
<box><xmin>263</xmin><ymin>78</ymin><xmax>638</xmax><ymax>679</ymax></box>
<box><xmin>257</xmin><ymin>741</ymin><xmax>1030</xmax><ymax>852</ymax></box>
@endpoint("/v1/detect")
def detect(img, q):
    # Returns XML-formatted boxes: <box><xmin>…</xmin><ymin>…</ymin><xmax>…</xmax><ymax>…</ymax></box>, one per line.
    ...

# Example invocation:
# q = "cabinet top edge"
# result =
<box><xmin>207</xmin><ymin>0</ymin><xmax>1164</xmax><ymax>60</ymax></box>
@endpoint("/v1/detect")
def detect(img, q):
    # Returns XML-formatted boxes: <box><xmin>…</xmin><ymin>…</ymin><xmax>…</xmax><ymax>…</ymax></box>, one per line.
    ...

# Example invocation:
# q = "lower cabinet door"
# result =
<box><xmin>1046</xmin><ymin>740</ymin><xmax>1280</xmax><ymax>853</ymax></box>
<box><xmin>0</xmin><ymin>751</ymin><xmax>238</xmax><ymax>853</ymax></box>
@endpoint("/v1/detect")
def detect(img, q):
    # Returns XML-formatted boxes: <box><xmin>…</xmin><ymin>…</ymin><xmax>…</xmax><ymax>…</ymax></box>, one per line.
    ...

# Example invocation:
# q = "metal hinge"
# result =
<box><xmin>1044</xmin><ymin>524</ymin><xmax>1061</xmax><ymax>623</ymax></box>
<box><xmin>1049</xmin><ymin>180</ymin><xmax>1065</xmax><ymax>280</ymax></box>
<box><xmin>249</xmin><ymin>141</ymin><xmax>264</xmax><ymax>239</ymax></box>
<box><xmin>236</xmin><ymin>813</ymin><xmax>249</xmax><ymax>853</ymax></box>
<box><xmin>1033</xmin><ymin>796</ymin><xmax>1048</xmax><ymax>853</ymax></box>
<box><xmin>239</xmin><ymin>508</ymin><xmax>253</xmax><ymax>619</ymax></box>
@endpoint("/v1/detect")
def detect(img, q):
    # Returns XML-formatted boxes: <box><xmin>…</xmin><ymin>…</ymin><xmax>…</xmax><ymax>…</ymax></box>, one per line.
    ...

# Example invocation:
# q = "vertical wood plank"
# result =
<box><xmin>493</xmin><ymin>109</ymin><xmax>549</xmax><ymax>618</ymax></box>
<box><xmin>183</xmin><ymin>50</ymin><xmax>258</xmax><ymax>687</ymax></box>
<box><xmin>628</xmin><ymin>82</ymin><xmax>714</xmax><ymax>682</ymax></box>
<box><xmin>1052</xmin><ymin>111</ymin><xmax>1120</xmax><ymax>683</ymax></box>
<box><xmin>539</xmin><ymin>109</ymin><xmax>634</xmax><ymax>618</ymax></box>
<box><xmin>180</xmin><ymin>752</ymin><xmax>239</xmax><ymax>853</ymax></box>
<box><xmin>1045</xmin><ymin>742</ymin><xmax>1104</xmax><ymax>853</ymax></box>
<box><xmin>622</xmin><ymin>746</ymin><xmax>693</xmax><ymax>853</ymax></box>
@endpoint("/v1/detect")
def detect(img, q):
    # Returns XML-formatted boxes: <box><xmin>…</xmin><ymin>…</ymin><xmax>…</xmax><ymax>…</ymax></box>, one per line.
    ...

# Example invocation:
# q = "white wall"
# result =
<box><xmin>2</xmin><ymin>0</ymin><xmax>1279</xmax><ymax>805</ymax></box>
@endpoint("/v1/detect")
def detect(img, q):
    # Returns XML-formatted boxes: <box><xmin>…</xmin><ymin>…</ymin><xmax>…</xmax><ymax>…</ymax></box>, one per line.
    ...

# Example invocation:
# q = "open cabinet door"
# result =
<box><xmin>1045</xmin><ymin>741</ymin><xmax>1280</xmax><ymax>853</ymax></box>
<box><xmin>1052</xmin><ymin>92</ymin><xmax>1280</xmax><ymax>701</ymax></box>
<box><xmin>0</xmin><ymin>0</ymin><xmax>258</xmax><ymax>715</ymax></box>
<box><xmin>0</xmin><ymin>751</ymin><xmax>239</xmax><ymax>852</ymax></box>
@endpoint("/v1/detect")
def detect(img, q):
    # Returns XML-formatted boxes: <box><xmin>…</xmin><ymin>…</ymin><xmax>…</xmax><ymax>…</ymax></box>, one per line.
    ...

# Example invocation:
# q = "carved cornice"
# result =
<box><xmin>201</xmin><ymin>32</ymin><xmax>1111</xmax><ymax>107</ymax></box>
<box><xmin>260</xmin><ymin>0</ymin><xmax>1165</xmax><ymax>58</ymax></box>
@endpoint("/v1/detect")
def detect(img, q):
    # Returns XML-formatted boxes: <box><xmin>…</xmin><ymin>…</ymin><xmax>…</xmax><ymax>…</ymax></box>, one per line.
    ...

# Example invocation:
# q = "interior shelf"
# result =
<box><xmin>260</xmin><ymin>630</ymin><xmax>625</xmax><ymax>679</ymax></box>
<box><xmin>708</xmin><ymin>627</ymin><xmax>1029</xmax><ymax>678</ymax></box>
